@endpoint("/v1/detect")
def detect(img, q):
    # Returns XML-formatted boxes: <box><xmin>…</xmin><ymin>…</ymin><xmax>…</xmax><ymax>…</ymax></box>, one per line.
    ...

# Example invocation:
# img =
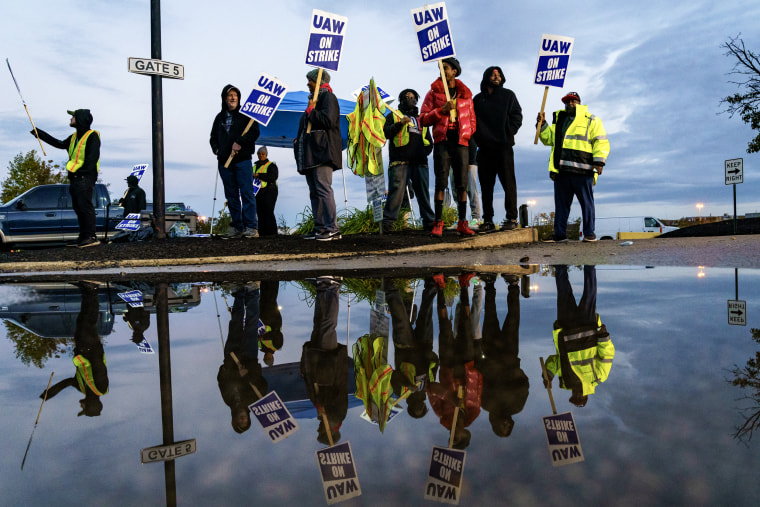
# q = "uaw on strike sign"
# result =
<box><xmin>534</xmin><ymin>34</ymin><xmax>574</xmax><ymax>88</ymax></box>
<box><xmin>305</xmin><ymin>10</ymin><xmax>348</xmax><ymax>72</ymax></box>
<box><xmin>239</xmin><ymin>74</ymin><xmax>288</xmax><ymax>127</ymax></box>
<box><xmin>412</xmin><ymin>2</ymin><xmax>455</xmax><ymax>62</ymax></box>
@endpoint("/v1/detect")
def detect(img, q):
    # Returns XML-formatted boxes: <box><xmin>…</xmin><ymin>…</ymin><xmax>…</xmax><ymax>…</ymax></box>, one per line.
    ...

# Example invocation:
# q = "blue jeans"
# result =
<box><xmin>384</xmin><ymin>163</ymin><xmax>435</xmax><ymax>229</ymax></box>
<box><xmin>219</xmin><ymin>159</ymin><xmax>257</xmax><ymax>230</ymax></box>
<box><xmin>553</xmin><ymin>172</ymin><xmax>595</xmax><ymax>239</ymax></box>
<box><xmin>305</xmin><ymin>165</ymin><xmax>338</xmax><ymax>234</ymax></box>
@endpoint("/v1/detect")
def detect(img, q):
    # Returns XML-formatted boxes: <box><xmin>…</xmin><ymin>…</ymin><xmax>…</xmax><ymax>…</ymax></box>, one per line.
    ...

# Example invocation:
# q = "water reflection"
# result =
<box><xmin>2</xmin><ymin>266</ymin><xmax>760</xmax><ymax>506</ymax></box>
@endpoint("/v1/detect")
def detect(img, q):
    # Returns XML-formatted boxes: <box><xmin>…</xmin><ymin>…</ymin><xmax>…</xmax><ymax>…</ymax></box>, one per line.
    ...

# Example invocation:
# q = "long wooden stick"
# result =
<box><xmin>306</xmin><ymin>68</ymin><xmax>324</xmax><ymax>134</ymax></box>
<box><xmin>539</xmin><ymin>356</ymin><xmax>557</xmax><ymax>415</ymax></box>
<box><xmin>437</xmin><ymin>60</ymin><xmax>456</xmax><ymax>123</ymax></box>
<box><xmin>6</xmin><ymin>58</ymin><xmax>46</xmax><ymax>156</ymax></box>
<box><xmin>534</xmin><ymin>86</ymin><xmax>549</xmax><ymax>144</ymax></box>
<box><xmin>21</xmin><ymin>371</ymin><xmax>54</xmax><ymax>470</ymax></box>
<box><xmin>229</xmin><ymin>351</ymin><xmax>263</xmax><ymax>398</ymax></box>
<box><xmin>448</xmin><ymin>385</ymin><xmax>463</xmax><ymax>448</ymax></box>
<box><xmin>223</xmin><ymin>119</ymin><xmax>255</xmax><ymax>168</ymax></box>
<box><xmin>313</xmin><ymin>382</ymin><xmax>334</xmax><ymax>446</ymax></box>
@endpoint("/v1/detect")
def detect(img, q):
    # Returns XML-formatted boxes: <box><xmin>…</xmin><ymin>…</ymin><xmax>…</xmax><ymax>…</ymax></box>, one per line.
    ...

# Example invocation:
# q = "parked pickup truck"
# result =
<box><xmin>582</xmin><ymin>216</ymin><xmax>678</xmax><ymax>240</ymax></box>
<box><xmin>0</xmin><ymin>183</ymin><xmax>118</xmax><ymax>249</ymax></box>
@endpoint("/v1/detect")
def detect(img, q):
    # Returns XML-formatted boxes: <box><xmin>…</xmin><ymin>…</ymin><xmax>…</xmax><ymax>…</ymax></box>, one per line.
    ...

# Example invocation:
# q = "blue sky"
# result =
<box><xmin>2</xmin><ymin>0</ymin><xmax>759</xmax><ymax>226</ymax></box>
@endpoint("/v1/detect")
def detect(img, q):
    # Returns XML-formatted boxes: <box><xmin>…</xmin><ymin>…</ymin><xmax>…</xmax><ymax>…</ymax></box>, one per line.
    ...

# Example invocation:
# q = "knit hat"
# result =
<box><xmin>306</xmin><ymin>68</ymin><xmax>330</xmax><ymax>84</ymax></box>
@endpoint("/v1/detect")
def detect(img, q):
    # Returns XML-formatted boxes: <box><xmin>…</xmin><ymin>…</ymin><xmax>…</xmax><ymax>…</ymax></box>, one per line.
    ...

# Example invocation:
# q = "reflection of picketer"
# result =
<box><xmin>537</xmin><ymin>92</ymin><xmax>610</xmax><ymax>243</ymax></box>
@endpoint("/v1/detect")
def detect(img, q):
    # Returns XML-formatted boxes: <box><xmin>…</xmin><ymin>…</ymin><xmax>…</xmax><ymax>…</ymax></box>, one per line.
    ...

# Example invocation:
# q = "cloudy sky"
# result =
<box><xmin>1</xmin><ymin>0</ymin><xmax>759</xmax><ymax>226</ymax></box>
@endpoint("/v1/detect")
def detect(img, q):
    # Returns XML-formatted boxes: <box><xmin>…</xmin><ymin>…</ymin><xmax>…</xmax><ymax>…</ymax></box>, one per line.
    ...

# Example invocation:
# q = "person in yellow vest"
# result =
<box><xmin>32</xmin><ymin>109</ymin><xmax>101</xmax><ymax>248</ymax></box>
<box><xmin>41</xmin><ymin>282</ymin><xmax>108</xmax><ymax>416</ymax></box>
<box><xmin>253</xmin><ymin>146</ymin><xmax>279</xmax><ymax>236</ymax></box>
<box><xmin>537</xmin><ymin>92</ymin><xmax>610</xmax><ymax>242</ymax></box>
<box><xmin>544</xmin><ymin>265</ymin><xmax>614</xmax><ymax>407</ymax></box>
<box><xmin>382</xmin><ymin>89</ymin><xmax>435</xmax><ymax>233</ymax></box>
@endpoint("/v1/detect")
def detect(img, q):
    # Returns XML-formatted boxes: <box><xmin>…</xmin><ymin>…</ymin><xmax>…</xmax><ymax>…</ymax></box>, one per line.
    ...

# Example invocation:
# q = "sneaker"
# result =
<box><xmin>225</xmin><ymin>227</ymin><xmax>243</xmax><ymax>238</ymax></box>
<box><xmin>316</xmin><ymin>230</ymin><xmax>342</xmax><ymax>241</ymax></box>
<box><xmin>458</xmin><ymin>273</ymin><xmax>476</xmax><ymax>287</ymax></box>
<box><xmin>242</xmin><ymin>228</ymin><xmax>259</xmax><ymax>238</ymax></box>
<box><xmin>582</xmin><ymin>234</ymin><xmax>598</xmax><ymax>242</ymax></box>
<box><xmin>457</xmin><ymin>220</ymin><xmax>476</xmax><ymax>237</ymax></box>
<box><xmin>502</xmin><ymin>274</ymin><xmax>520</xmax><ymax>285</ymax></box>
<box><xmin>478</xmin><ymin>221</ymin><xmax>496</xmax><ymax>234</ymax></box>
<box><xmin>469</xmin><ymin>219</ymin><xmax>481</xmax><ymax>228</ymax></box>
<box><xmin>543</xmin><ymin>236</ymin><xmax>568</xmax><ymax>243</ymax></box>
<box><xmin>500</xmin><ymin>219</ymin><xmax>519</xmax><ymax>231</ymax></box>
<box><xmin>77</xmin><ymin>237</ymin><xmax>100</xmax><ymax>248</ymax></box>
<box><xmin>303</xmin><ymin>231</ymin><xmax>317</xmax><ymax>240</ymax></box>
<box><xmin>430</xmin><ymin>220</ymin><xmax>444</xmax><ymax>238</ymax></box>
<box><xmin>432</xmin><ymin>273</ymin><xmax>446</xmax><ymax>288</ymax></box>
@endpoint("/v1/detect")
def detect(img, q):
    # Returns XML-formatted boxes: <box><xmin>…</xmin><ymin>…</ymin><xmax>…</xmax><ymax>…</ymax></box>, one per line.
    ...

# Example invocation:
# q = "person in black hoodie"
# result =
<box><xmin>382</xmin><ymin>89</ymin><xmax>435</xmax><ymax>233</ymax></box>
<box><xmin>32</xmin><ymin>109</ymin><xmax>101</xmax><ymax>247</ymax></box>
<box><xmin>119</xmin><ymin>175</ymin><xmax>147</xmax><ymax>218</ymax></box>
<box><xmin>209</xmin><ymin>84</ymin><xmax>261</xmax><ymax>238</ymax></box>
<box><xmin>294</xmin><ymin>69</ymin><xmax>343</xmax><ymax>242</ymax></box>
<box><xmin>473</xmin><ymin>67</ymin><xmax>523</xmax><ymax>233</ymax></box>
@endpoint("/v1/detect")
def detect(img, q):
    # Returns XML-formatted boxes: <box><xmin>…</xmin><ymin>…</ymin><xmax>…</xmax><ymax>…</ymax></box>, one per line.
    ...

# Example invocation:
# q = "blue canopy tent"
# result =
<box><xmin>256</xmin><ymin>90</ymin><xmax>356</xmax><ymax>149</ymax></box>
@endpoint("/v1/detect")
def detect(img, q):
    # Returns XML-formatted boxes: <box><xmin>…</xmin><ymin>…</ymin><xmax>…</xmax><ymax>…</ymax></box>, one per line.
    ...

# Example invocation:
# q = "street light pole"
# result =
<box><xmin>696</xmin><ymin>203</ymin><xmax>703</xmax><ymax>223</ymax></box>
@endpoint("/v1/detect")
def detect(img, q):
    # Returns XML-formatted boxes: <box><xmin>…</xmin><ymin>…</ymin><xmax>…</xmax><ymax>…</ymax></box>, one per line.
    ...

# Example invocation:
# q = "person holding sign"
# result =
<box><xmin>209</xmin><ymin>84</ymin><xmax>261</xmax><ymax>238</ymax></box>
<box><xmin>382</xmin><ymin>89</ymin><xmax>435</xmax><ymax>233</ymax></box>
<box><xmin>119</xmin><ymin>175</ymin><xmax>147</xmax><ymax>218</ymax></box>
<box><xmin>253</xmin><ymin>146</ymin><xmax>279</xmax><ymax>236</ymax></box>
<box><xmin>473</xmin><ymin>66</ymin><xmax>523</xmax><ymax>233</ymax></box>
<box><xmin>537</xmin><ymin>92</ymin><xmax>609</xmax><ymax>242</ymax></box>
<box><xmin>544</xmin><ymin>265</ymin><xmax>614</xmax><ymax>407</ymax></box>
<box><xmin>294</xmin><ymin>69</ymin><xmax>343</xmax><ymax>242</ymax></box>
<box><xmin>419</xmin><ymin>57</ymin><xmax>477</xmax><ymax>238</ymax></box>
<box><xmin>31</xmin><ymin>109</ymin><xmax>101</xmax><ymax>248</ymax></box>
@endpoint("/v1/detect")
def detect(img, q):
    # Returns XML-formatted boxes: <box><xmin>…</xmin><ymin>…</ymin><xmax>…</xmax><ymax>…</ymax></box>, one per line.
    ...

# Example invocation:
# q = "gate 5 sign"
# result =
<box><xmin>305</xmin><ymin>10</ymin><xmax>348</xmax><ymax>72</ymax></box>
<box><xmin>128</xmin><ymin>58</ymin><xmax>184</xmax><ymax>80</ymax></box>
<box><xmin>534</xmin><ymin>34</ymin><xmax>574</xmax><ymax>88</ymax></box>
<box><xmin>411</xmin><ymin>2</ymin><xmax>455</xmax><ymax>62</ymax></box>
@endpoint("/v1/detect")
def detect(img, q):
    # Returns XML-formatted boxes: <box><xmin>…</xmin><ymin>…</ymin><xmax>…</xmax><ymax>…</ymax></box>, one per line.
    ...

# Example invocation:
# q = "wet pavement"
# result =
<box><xmin>2</xmin><ymin>265</ymin><xmax>759</xmax><ymax>506</ymax></box>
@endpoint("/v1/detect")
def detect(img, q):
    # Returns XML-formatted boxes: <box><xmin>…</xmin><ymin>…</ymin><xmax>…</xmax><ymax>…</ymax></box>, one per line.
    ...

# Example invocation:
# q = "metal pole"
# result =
<box><xmin>151</xmin><ymin>0</ymin><xmax>166</xmax><ymax>239</ymax></box>
<box><xmin>156</xmin><ymin>283</ymin><xmax>176</xmax><ymax>506</ymax></box>
<box><xmin>733</xmin><ymin>184</ymin><xmax>737</xmax><ymax>235</ymax></box>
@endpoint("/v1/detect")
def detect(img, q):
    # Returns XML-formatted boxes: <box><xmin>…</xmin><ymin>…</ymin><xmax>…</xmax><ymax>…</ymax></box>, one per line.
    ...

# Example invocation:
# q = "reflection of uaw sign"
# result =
<box><xmin>425</xmin><ymin>446</ymin><xmax>466</xmax><ymax>505</ymax></box>
<box><xmin>412</xmin><ymin>2</ymin><xmax>455</xmax><ymax>62</ymax></box>
<box><xmin>543</xmin><ymin>411</ymin><xmax>584</xmax><ymax>467</ymax></box>
<box><xmin>239</xmin><ymin>74</ymin><xmax>288</xmax><ymax>127</ymax></box>
<box><xmin>249</xmin><ymin>391</ymin><xmax>299</xmax><ymax>443</ymax></box>
<box><xmin>316</xmin><ymin>442</ymin><xmax>362</xmax><ymax>505</ymax></box>
<box><xmin>305</xmin><ymin>9</ymin><xmax>348</xmax><ymax>71</ymax></box>
<box><xmin>534</xmin><ymin>34</ymin><xmax>574</xmax><ymax>88</ymax></box>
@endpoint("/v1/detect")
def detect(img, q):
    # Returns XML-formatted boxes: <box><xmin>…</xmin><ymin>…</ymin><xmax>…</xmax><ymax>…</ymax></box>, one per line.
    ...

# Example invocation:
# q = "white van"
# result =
<box><xmin>582</xmin><ymin>216</ymin><xmax>678</xmax><ymax>240</ymax></box>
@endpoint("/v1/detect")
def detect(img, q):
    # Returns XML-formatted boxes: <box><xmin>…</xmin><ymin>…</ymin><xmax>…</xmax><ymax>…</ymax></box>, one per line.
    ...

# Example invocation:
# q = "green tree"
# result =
<box><xmin>730</xmin><ymin>328</ymin><xmax>760</xmax><ymax>442</ymax></box>
<box><xmin>4</xmin><ymin>320</ymin><xmax>73</xmax><ymax>368</ymax></box>
<box><xmin>1</xmin><ymin>150</ymin><xmax>68</xmax><ymax>203</ymax></box>
<box><xmin>722</xmin><ymin>36</ymin><xmax>760</xmax><ymax>154</ymax></box>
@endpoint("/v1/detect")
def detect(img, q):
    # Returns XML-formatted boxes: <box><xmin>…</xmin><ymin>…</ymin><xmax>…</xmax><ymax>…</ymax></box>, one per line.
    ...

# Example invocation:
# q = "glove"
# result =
<box><xmin>30</xmin><ymin>129</ymin><xmax>39</xmax><ymax>138</ymax></box>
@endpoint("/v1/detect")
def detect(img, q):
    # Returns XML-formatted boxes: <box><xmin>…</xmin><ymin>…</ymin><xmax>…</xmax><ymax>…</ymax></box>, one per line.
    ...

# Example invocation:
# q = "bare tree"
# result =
<box><xmin>722</xmin><ymin>35</ymin><xmax>760</xmax><ymax>153</ymax></box>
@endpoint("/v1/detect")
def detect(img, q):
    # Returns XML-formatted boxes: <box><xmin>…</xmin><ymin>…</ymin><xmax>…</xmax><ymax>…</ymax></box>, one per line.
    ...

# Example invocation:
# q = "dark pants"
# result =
<box><xmin>555</xmin><ymin>265</ymin><xmax>597</xmax><ymax>327</ymax></box>
<box><xmin>477</xmin><ymin>145</ymin><xmax>517</xmax><ymax>222</ymax></box>
<box><xmin>553</xmin><ymin>172</ymin><xmax>595</xmax><ymax>239</ymax></box>
<box><xmin>69</xmin><ymin>174</ymin><xmax>97</xmax><ymax>241</ymax></box>
<box><xmin>219</xmin><ymin>159</ymin><xmax>257</xmax><ymax>231</ymax></box>
<box><xmin>256</xmin><ymin>185</ymin><xmax>278</xmax><ymax>236</ymax></box>
<box><xmin>311</xmin><ymin>278</ymin><xmax>341</xmax><ymax>350</ymax></box>
<box><xmin>225</xmin><ymin>286</ymin><xmax>261</xmax><ymax>362</ymax></box>
<box><xmin>305</xmin><ymin>165</ymin><xmax>338</xmax><ymax>234</ymax></box>
<box><xmin>433</xmin><ymin>141</ymin><xmax>468</xmax><ymax>194</ymax></box>
<box><xmin>383</xmin><ymin>163</ymin><xmax>435</xmax><ymax>229</ymax></box>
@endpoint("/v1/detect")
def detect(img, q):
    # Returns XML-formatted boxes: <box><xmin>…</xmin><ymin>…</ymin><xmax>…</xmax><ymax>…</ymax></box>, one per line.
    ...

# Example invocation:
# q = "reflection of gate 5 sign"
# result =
<box><xmin>306</xmin><ymin>9</ymin><xmax>348</xmax><ymax>72</ymax></box>
<box><xmin>534</xmin><ymin>34</ymin><xmax>574</xmax><ymax>88</ymax></box>
<box><xmin>240</xmin><ymin>74</ymin><xmax>288</xmax><ymax>127</ymax></box>
<box><xmin>412</xmin><ymin>2</ymin><xmax>455</xmax><ymax>62</ymax></box>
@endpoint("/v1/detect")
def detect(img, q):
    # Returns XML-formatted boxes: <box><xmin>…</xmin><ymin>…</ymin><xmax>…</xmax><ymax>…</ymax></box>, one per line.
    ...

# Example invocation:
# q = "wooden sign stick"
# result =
<box><xmin>539</xmin><ymin>356</ymin><xmax>557</xmax><ymax>415</ymax></box>
<box><xmin>223</xmin><ymin>119</ymin><xmax>255</xmax><ymax>168</ymax></box>
<box><xmin>314</xmin><ymin>382</ymin><xmax>334</xmax><ymax>446</ymax></box>
<box><xmin>534</xmin><ymin>86</ymin><xmax>549</xmax><ymax>144</ymax></box>
<box><xmin>229</xmin><ymin>351</ymin><xmax>263</xmax><ymax>398</ymax></box>
<box><xmin>306</xmin><ymin>68</ymin><xmax>324</xmax><ymax>134</ymax></box>
<box><xmin>448</xmin><ymin>385</ymin><xmax>464</xmax><ymax>448</ymax></box>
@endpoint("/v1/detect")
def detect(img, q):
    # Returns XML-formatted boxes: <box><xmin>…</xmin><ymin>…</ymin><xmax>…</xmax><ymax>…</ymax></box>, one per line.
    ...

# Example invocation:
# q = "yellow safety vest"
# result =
<box><xmin>390</xmin><ymin>115</ymin><xmax>431</xmax><ymax>148</ymax></box>
<box><xmin>73</xmin><ymin>354</ymin><xmax>108</xmax><ymax>396</ymax></box>
<box><xmin>539</xmin><ymin>105</ymin><xmax>609</xmax><ymax>184</ymax></box>
<box><xmin>253</xmin><ymin>160</ymin><xmax>276</xmax><ymax>188</ymax></box>
<box><xmin>66</xmin><ymin>130</ymin><xmax>100</xmax><ymax>174</ymax></box>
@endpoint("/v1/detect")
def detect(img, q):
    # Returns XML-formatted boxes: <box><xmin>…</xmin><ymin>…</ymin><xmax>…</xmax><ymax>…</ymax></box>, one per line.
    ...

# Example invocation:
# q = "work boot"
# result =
<box><xmin>456</xmin><ymin>220</ymin><xmax>475</xmax><ymax>237</ymax></box>
<box><xmin>430</xmin><ymin>220</ymin><xmax>444</xmax><ymax>238</ymax></box>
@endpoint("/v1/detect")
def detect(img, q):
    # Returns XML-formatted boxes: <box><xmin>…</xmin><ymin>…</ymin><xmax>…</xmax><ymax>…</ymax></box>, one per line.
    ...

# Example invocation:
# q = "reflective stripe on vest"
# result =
<box><xmin>66</xmin><ymin>130</ymin><xmax>100</xmax><ymax>173</ymax></box>
<box><xmin>253</xmin><ymin>160</ymin><xmax>274</xmax><ymax>188</ymax></box>
<box><xmin>391</xmin><ymin>115</ymin><xmax>430</xmax><ymax>148</ymax></box>
<box><xmin>73</xmin><ymin>354</ymin><xmax>108</xmax><ymax>396</ymax></box>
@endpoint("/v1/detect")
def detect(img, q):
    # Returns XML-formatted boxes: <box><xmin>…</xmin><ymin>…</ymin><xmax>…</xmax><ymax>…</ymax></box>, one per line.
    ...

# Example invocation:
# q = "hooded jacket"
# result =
<box><xmin>294</xmin><ymin>85</ymin><xmax>343</xmax><ymax>172</ymax></box>
<box><xmin>419</xmin><ymin>77</ymin><xmax>476</xmax><ymax>146</ymax></box>
<box><xmin>473</xmin><ymin>66</ymin><xmax>523</xmax><ymax>147</ymax></box>
<box><xmin>209</xmin><ymin>84</ymin><xmax>260</xmax><ymax>164</ymax></box>
<box><xmin>35</xmin><ymin>109</ymin><xmax>100</xmax><ymax>179</ymax></box>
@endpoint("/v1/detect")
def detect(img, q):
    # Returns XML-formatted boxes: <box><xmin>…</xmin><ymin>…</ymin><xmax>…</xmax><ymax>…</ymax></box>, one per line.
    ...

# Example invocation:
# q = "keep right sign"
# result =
<box><xmin>725</xmin><ymin>158</ymin><xmax>744</xmax><ymax>185</ymax></box>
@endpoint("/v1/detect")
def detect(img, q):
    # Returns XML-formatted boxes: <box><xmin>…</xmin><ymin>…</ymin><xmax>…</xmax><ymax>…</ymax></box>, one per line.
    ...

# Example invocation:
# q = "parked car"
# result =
<box><xmin>142</xmin><ymin>202</ymin><xmax>198</xmax><ymax>234</ymax></box>
<box><xmin>0</xmin><ymin>183</ymin><xmax>118</xmax><ymax>249</ymax></box>
<box><xmin>582</xmin><ymin>216</ymin><xmax>679</xmax><ymax>240</ymax></box>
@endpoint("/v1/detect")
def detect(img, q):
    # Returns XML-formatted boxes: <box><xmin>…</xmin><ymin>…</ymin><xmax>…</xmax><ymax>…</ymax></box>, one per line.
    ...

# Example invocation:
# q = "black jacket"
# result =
<box><xmin>209</xmin><ymin>84</ymin><xmax>260</xmax><ymax>164</ymax></box>
<box><xmin>119</xmin><ymin>185</ymin><xmax>146</xmax><ymax>217</ymax></box>
<box><xmin>35</xmin><ymin>109</ymin><xmax>100</xmax><ymax>179</ymax></box>
<box><xmin>383</xmin><ymin>108</ymin><xmax>433</xmax><ymax>166</ymax></box>
<box><xmin>294</xmin><ymin>88</ymin><xmax>343</xmax><ymax>172</ymax></box>
<box><xmin>473</xmin><ymin>67</ymin><xmax>522</xmax><ymax>148</ymax></box>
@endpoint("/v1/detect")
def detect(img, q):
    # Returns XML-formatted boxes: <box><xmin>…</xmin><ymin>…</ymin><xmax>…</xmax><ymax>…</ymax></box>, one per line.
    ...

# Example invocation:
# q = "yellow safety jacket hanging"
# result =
<box><xmin>538</xmin><ymin>105</ymin><xmax>608</xmax><ymax>184</ymax></box>
<box><xmin>545</xmin><ymin>314</ymin><xmax>614</xmax><ymax>396</ymax></box>
<box><xmin>253</xmin><ymin>161</ymin><xmax>275</xmax><ymax>188</ymax></box>
<box><xmin>353</xmin><ymin>334</ymin><xmax>395</xmax><ymax>432</ymax></box>
<box><xmin>66</xmin><ymin>130</ymin><xmax>100</xmax><ymax>174</ymax></box>
<box><xmin>390</xmin><ymin>115</ymin><xmax>431</xmax><ymax>149</ymax></box>
<box><xmin>346</xmin><ymin>83</ymin><xmax>387</xmax><ymax>177</ymax></box>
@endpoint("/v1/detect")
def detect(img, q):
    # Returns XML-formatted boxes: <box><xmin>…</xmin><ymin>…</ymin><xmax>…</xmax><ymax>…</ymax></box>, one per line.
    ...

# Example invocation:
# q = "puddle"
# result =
<box><xmin>1</xmin><ymin>266</ymin><xmax>759</xmax><ymax>505</ymax></box>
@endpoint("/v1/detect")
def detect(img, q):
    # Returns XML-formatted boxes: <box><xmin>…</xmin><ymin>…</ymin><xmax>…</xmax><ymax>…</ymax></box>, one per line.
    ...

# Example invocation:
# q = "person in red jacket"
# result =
<box><xmin>420</xmin><ymin>57</ymin><xmax>477</xmax><ymax>238</ymax></box>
